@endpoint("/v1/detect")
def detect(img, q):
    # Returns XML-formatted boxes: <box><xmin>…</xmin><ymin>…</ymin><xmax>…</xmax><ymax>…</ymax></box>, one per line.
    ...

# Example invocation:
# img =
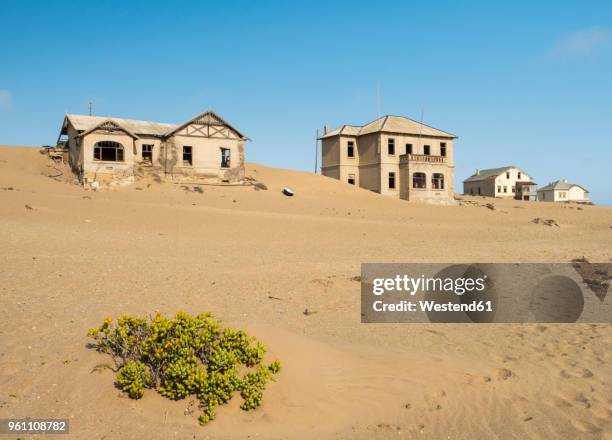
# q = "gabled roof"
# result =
<box><xmin>64</xmin><ymin>114</ymin><xmax>177</xmax><ymax>137</ymax></box>
<box><xmin>319</xmin><ymin>115</ymin><xmax>456</xmax><ymax>139</ymax></box>
<box><xmin>165</xmin><ymin>110</ymin><xmax>248</xmax><ymax>140</ymax></box>
<box><xmin>538</xmin><ymin>179</ymin><xmax>589</xmax><ymax>193</ymax></box>
<box><xmin>75</xmin><ymin>119</ymin><xmax>139</xmax><ymax>139</ymax></box>
<box><xmin>463</xmin><ymin>165</ymin><xmax>527</xmax><ymax>183</ymax></box>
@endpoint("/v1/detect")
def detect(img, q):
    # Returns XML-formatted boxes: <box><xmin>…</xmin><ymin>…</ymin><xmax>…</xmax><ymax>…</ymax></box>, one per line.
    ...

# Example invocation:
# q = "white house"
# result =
<box><xmin>463</xmin><ymin>166</ymin><xmax>535</xmax><ymax>200</ymax></box>
<box><xmin>537</xmin><ymin>179</ymin><xmax>590</xmax><ymax>203</ymax></box>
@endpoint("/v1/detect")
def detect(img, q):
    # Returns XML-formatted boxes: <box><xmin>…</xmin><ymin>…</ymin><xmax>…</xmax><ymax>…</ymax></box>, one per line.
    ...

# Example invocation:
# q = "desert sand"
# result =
<box><xmin>0</xmin><ymin>145</ymin><xmax>611</xmax><ymax>439</ymax></box>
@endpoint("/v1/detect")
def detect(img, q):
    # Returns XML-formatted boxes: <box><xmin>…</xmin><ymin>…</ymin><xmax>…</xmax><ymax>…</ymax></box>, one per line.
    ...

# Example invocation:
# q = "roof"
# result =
<box><xmin>319</xmin><ymin>115</ymin><xmax>456</xmax><ymax>139</ymax></box>
<box><xmin>538</xmin><ymin>179</ymin><xmax>589</xmax><ymax>193</ymax></box>
<box><xmin>65</xmin><ymin>114</ymin><xmax>177</xmax><ymax>137</ymax></box>
<box><xmin>463</xmin><ymin>165</ymin><xmax>527</xmax><ymax>183</ymax></box>
<box><xmin>62</xmin><ymin>110</ymin><xmax>248</xmax><ymax>140</ymax></box>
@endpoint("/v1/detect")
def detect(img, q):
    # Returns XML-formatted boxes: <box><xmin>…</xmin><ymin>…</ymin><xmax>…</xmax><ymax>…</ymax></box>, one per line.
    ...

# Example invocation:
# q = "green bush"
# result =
<box><xmin>88</xmin><ymin>312</ymin><xmax>281</xmax><ymax>424</ymax></box>
<box><xmin>116</xmin><ymin>360</ymin><xmax>152</xmax><ymax>399</ymax></box>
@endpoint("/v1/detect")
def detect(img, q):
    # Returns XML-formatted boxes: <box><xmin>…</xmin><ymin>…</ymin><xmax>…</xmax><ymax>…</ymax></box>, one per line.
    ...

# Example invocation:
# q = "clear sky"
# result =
<box><xmin>1</xmin><ymin>0</ymin><xmax>610</xmax><ymax>204</ymax></box>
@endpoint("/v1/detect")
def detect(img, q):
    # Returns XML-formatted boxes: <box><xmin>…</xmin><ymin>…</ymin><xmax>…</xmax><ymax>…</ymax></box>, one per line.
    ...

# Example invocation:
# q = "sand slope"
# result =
<box><xmin>0</xmin><ymin>145</ymin><xmax>610</xmax><ymax>439</ymax></box>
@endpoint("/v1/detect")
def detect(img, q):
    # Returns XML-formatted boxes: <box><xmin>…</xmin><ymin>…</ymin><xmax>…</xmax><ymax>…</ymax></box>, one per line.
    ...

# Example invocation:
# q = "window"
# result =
<box><xmin>497</xmin><ymin>185</ymin><xmax>502</xmax><ymax>193</ymax></box>
<box><xmin>440</xmin><ymin>142</ymin><xmax>446</xmax><ymax>157</ymax></box>
<box><xmin>93</xmin><ymin>141</ymin><xmax>124</xmax><ymax>162</ymax></box>
<box><xmin>406</xmin><ymin>143</ymin><xmax>413</xmax><ymax>155</ymax></box>
<box><xmin>503</xmin><ymin>186</ymin><xmax>508</xmax><ymax>193</ymax></box>
<box><xmin>142</xmin><ymin>144</ymin><xmax>153</xmax><ymax>162</ymax></box>
<box><xmin>220</xmin><ymin>148</ymin><xmax>231</xmax><ymax>168</ymax></box>
<box><xmin>388</xmin><ymin>172</ymin><xmax>396</xmax><ymax>189</ymax></box>
<box><xmin>413</xmin><ymin>172</ymin><xmax>426</xmax><ymax>189</ymax></box>
<box><xmin>348</xmin><ymin>174</ymin><xmax>355</xmax><ymax>185</ymax></box>
<box><xmin>388</xmin><ymin>138</ymin><xmax>395</xmax><ymax>155</ymax></box>
<box><xmin>506</xmin><ymin>171</ymin><xmax>510</xmax><ymax>179</ymax></box>
<box><xmin>183</xmin><ymin>146</ymin><xmax>193</xmax><ymax>166</ymax></box>
<box><xmin>432</xmin><ymin>173</ymin><xmax>444</xmax><ymax>189</ymax></box>
<box><xmin>347</xmin><ymin>141</ymin><xmax>355</xmax><ymax>158</ymax></box>
<box><xmin>512</xmin><ymin>186</ymin><xmax>516</xmax><ymax>193</ymax></box>
<box><xmin>518</xmin><ymin>172</ymin><xmax>522</xmax><ymax>179</ymax></box>
<box><xmin>424</xmin><ymin>145</ymin><xmax>430</xmax><ymax>155</ymax></box>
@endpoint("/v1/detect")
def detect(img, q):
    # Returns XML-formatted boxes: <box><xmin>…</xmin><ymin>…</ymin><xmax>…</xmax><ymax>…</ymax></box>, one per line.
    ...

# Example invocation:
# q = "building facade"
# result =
<box><xmin>537</xmin><ymin>179</ymin><xmax>590</xmax><ymax>203</ymax></box>
<box><xmin>463</xmin><ymin>166</ymin><xmax>535</xmax><ymax>199</ymax></box>
<box><xmin>320</xmin><ymin>115</ymin><xmax>456</xmax><ymax>203</ymax></box>
<box><xmin>57</xmin><ymin>110</ymin><xmax>248</xmax><ymax>185</ymax></box>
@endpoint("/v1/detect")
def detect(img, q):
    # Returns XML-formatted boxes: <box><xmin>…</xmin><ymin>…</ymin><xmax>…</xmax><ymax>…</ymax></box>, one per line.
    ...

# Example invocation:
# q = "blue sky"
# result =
<box><xmin>1</xmin><ymin>0</ymin><xmax>611</xmax><ymax>204</ymax></box>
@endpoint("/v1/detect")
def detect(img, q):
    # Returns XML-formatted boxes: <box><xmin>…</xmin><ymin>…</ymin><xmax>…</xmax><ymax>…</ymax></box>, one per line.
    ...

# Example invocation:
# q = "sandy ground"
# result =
<box><xmin>0</xmin><ymin>145</ymin><xmax>611</xmax><ymax>440</ymax></box>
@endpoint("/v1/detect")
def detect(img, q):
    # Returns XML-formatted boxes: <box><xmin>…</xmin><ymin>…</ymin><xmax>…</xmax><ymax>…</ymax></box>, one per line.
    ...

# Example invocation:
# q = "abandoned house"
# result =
<box><xmin>537</xmin><ymin>179</ymin><xmax>590</xmax><ymax>203</ymax></box>
<box><xmin>56</xmin><ymin>110</ymin><xmax>248</xmax><ymax>185</ymax></box>
<box><xmin>463</xmin><ymin>166</ymin><xmax>536</xmax><ymax>200</ymax></box>
<box><xmin>319</xmin><ymin>115</ymin><xmax>456</xmax><ymax>203</ymax></box>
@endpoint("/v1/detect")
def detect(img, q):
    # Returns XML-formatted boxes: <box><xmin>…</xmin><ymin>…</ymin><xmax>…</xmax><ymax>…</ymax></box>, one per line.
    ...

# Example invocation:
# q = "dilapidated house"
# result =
<box><xmin>463</xmin><ymin>166</ymin><xmax>536</xmax><ymax>200</ymax></box>
<box><xmin>56</xmin><ymin>110</ymin><xmax>248</xmax><ymax>185</ymax></box>
<box><xmin>320</xmin><ymin>115</ymin><xmax>457</xmax><ymax>203</ymax></box>
<box><xmin>537</xmin><ymin>179</ymin><xmax>590</xmax><ymax>203</ymax></box>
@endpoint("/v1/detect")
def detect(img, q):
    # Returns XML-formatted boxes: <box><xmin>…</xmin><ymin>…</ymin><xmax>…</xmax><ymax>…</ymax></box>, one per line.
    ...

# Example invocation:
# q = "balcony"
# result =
<box><xmin>400</xmin><ymin>154</ymin><xmax>446</xmax><ymax>163</ymax></box>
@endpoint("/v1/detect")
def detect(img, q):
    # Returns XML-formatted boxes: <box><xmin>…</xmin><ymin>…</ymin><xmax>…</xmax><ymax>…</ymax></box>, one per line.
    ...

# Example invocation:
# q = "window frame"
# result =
<box><xmin>440</xmin><ymin>142</ymin><xmax>446</xmax><ymax>157</ymax></box>
<box><xmin>220</xmin><ymin>147</ymin><xmax>231</xmax><ymax>168</ymax></box>
<box><xmin>347</xmin><ymin>141</ymin><xmax>355</xmax><ymax>158</ymax></box>
<box><xmin>423</xmin><ymin>145</ymin><xmax>430</xmax><ymax>155</ymax></box>
<box><xmin>93</xmin><ymin>141</ymin><xmax>124</xmax><ymax>162</ymax></box>
<box><xmin>432</xmin><ymin>173</ymin><xmax>444</xmax><ymax>190</ymax></box>
<box><xmin>406</xmin><ymin>143</ymin><xmax>413</xmax><ymax>155</ymax></box>
<box><xmin>183</xmin><ymin>146</ymin><xmax>193</xmax><ymax>166</ymax></box>
<box><xmin>388</xmin><ymin>172</ymin><xmax>396</xmax><ymax>189</ymax></box>
<box><xmin>387</xmin><ymin>138</ymin><xmax>395</xmax><ymax>156</ymax></box>
<box><xmin>142</xmin><ymin>144</ymin><xmax>153</xmax><ymax>162</ymax></box>
<box><xmin>413</xmin><ymin>172</ymin><xmax>426</xmax><ymax>189</ymax></box>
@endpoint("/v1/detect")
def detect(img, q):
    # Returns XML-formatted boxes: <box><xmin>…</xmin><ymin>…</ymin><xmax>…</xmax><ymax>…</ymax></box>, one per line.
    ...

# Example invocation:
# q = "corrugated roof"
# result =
<box><xmin>319</xmin><ymin>115</ymin><xmax>456</xmax><ymax>139</ymax></box>
<box><xmin>463</xmin><ymin>165</ymin><xmax>527</xmax><ymax>183</ymax></box>
<box><xmin>66</xmin><ymin>114</ymin><xmax>178</xmax><ymax>137</ymax></box>
<box><xmin>538</xmin><ymin>179</ymin><xmax>588</xmax><ymax>192</ymax></box>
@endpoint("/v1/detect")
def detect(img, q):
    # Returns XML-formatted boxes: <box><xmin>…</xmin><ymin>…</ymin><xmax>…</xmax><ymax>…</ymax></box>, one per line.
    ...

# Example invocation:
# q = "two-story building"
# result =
<box><xmin>319</xmin><ymin>115</ymin><xmax>456</xmax><ymax>203</ymax></box>
<box><xmin>463</xmin><ymin>166</ymin><xmax>535</xmax><ymax>199</ymax></box>
<box><xmin>56</xmin><ymin>110</ymin><xmax>248</xmax><ymax>185</ymax></box>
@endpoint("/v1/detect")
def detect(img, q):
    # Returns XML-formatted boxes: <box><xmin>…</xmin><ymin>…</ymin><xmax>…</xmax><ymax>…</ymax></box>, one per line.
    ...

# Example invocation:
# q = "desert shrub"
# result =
<box><xmin>116</xmin><ymin>360</ymin><xmax>152</xmax><ymax>399</ymax></box>
<box><xmin>88</xmin><ymin>312</ymin><xmax>281</xmax><ymax>424</ymax></box>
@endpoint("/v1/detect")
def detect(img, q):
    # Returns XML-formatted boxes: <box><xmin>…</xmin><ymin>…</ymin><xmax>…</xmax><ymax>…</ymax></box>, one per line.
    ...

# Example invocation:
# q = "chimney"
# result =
<box><xmin>475</xmin><ymin>169</ymin><xmax>480</xmax><ymax>176</ymax></box>
<box><xmin>323</xmin><ymin>125</ymin><xmax>328</xmax><ymax>134</ymax></box>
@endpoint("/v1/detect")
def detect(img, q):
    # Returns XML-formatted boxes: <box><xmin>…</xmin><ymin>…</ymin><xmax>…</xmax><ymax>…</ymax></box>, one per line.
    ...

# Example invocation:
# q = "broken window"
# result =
<box><xmin>406</xmin><ymin>143</ymin><xmax>413</xmax><ymax>155</ymax></box>
<box><xmin>432</xmin><ymin>173</ymin><xmax>444</xmax><ymax>189</ymax></box>
<box><xmin>348</xmin><ymin>174</ymin><xmax>355</xmax><ymax>185</ymax></box>
<box><xmin>93</xmin><ymin>141</ymin><xmax>124</xmax><ymax>162</ymax></box>
<box><xmin>183</xmin><ymin>146</ymin><xmax>193</xmax><ymax>166</ymax></box>
<box><xmin>413</xmin><ymin>172</ymin><xmax>426</xmax><ymax>189</ymax></box>
<box><xmin>388</xmin><ymin>172</ymin><xmax>396</xmax><ymax>189</ymax></box>
<box><xmin>424</xmin><ymin>145</ymin><xmax>430</xmax><ymax>155</ymax></box>
<box><xmin>221</xmin><ymin>148</ymin><xmax>231</xmax><ymax>168</ymax></box>
<box><xmin>347</xmin><ymin>141</ymin><xmax>355</xmax><ymax>158</ymax></box>
<box><xmin>497</xmin><ymin>185</ymin><xmax>501</xmax><ymax>193</ymax></box>
<box><xmin>388</xmin><ymin>138</ymin><xmax>395</xmax><ymax>155</ymax></box>
<box><xmin>503</xmin><ymin>186</ymin><xmax>508</xmax><ymax>193</ymax></box>
<box><xmin>440</xmin><ymin>143</ymin><xmax>446</xmax><ymax>157</ymax></box>
<box><xmin>142</xmin><ymin>144</ymin><xmax>153</xmax><ymax>163</ymax></box>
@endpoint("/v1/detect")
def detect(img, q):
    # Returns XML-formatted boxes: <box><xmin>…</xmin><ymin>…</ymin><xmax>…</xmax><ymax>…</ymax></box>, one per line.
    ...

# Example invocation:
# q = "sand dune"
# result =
<box><xmin>0</xmin><ymin>145</ymin><xmax>610</xmax><ymax>439</ymax></box>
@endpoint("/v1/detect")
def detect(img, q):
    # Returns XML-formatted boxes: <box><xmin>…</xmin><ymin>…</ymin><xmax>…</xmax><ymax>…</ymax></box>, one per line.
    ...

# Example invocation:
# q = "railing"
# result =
<box><xmin>400</xmin><ymin>154</ymin><xmax>446</xmax><ymax>163</ymax></box>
